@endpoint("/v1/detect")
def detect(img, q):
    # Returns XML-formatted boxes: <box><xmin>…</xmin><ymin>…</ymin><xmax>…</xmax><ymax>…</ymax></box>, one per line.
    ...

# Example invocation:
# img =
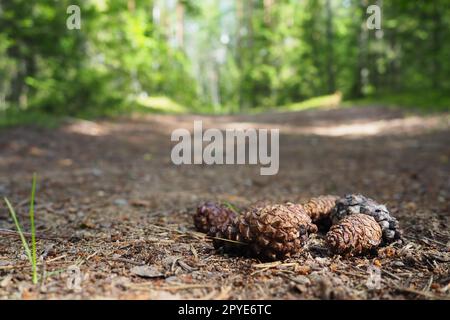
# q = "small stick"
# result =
<box><xmin>251</xmin><ymin>266</ymin><xmax>272</xmax><ymax>276</ymax></box>
<box><xmin>253</xmin><ymin>261</ymin><xmax>282</xmax><ymax>268</ymax></box>
<box><xmin>111</xmin><ymin>257</ymin><xmax>144</xmax><ymax>266</ymax></box>
<box><xmin>190</xmin><ymin>244</ymin><xmax>199</xmax><ymax>261</ymax></box>
<box><xmin>382</xmin><ymin>269</ymin><xmax>402</xmax><ymax>281</ymax></box>
<box><xmin>0</xmin><ymin>261</ymin><xmax>72</xmax><ymax>270</ymax></box>
<box><xmin>127</xmin><ymin>282</ymin><xmax>216</xmax><ymax>291</ymax></box>
<box><xmin>207</xmin><ymin>235</ymin><xmax>247</xmax><ymax>245</ymax></box>
<box><xmin>394</xmin><ymin>285</ymin><xmax>444</xmax><ymax>300</ymax></box>
<box><xmin>147</xmin><ymin>224</ymin><xmax>207</xmax><ymax>241</ymax></box>
<box><xmin>334</xmin><ymin>269</ymin><xmax>367</xmax><ymax>279</ymax></box>
<box><xmin>422</xmin><ymin>275</ymin><xmax>433</xmax><ymax>292</ymax></box>
<box><xmin>178</xmin><ymin>260</ymin><xmax>197</xmax><ymax>272</ymax></box>
<box><xmin>46</xmin><ymin>254</ymin><xmax>67</xmax><ymax>263</ymax></box>
<box><xmin>158</xmin><ymin>284</ymin><xmax>217</xmax><ymax>291</ymax></box>
<box><xmin>422</xmin><ymin>237</ymin><xmax>448</xmax><ymax>247</ymax></box>
<box><xmin>0</xmin><ymin>228</ymin><xmax>66</xmax><ymax>240</ymax></box>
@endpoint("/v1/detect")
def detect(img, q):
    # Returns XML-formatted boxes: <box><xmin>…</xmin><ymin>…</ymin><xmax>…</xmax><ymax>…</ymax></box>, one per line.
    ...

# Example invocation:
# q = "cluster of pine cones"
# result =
<box><xmin>193</xmin><ymin>194</ymin><xmax>401</xmax><ymax>261</ymax></box>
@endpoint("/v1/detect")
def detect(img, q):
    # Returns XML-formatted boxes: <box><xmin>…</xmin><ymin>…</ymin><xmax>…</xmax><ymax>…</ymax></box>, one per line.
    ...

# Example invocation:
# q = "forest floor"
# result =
<box><xmin>0</xmin><ymin>106</ymin><xmax>449</xmax><ymax>300</ymax></box>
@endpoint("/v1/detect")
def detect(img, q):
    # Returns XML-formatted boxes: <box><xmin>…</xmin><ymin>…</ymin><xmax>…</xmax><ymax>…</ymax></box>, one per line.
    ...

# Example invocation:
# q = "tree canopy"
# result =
<box><xmin>0</xmin><ymin>0</ymin><xmax>449</xmax><ymax>117</ymax></box>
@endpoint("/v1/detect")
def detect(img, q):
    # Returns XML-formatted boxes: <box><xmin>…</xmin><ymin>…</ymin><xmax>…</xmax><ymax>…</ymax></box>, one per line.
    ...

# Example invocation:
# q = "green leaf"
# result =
<box><xmin>4</xmin><ymin>197</ymin><xmax>32</xmax><ymax>264</ymax></box>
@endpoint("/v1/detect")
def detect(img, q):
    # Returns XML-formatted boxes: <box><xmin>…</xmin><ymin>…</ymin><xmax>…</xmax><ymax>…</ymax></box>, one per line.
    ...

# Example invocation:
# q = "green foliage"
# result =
<box><xmin>0</xmin><ymin>0</ymin><xmax>199</xmax><ymax>118</ymax></box>
<box><xmin>187</xmin><ymin>0</ymin><xmax>449</xmax><ymax>112</ymax></box>
<box><xmin>281</xmin><ymin>93</ymin><xmax>342</xmax><ymax>112</ymax></box>
<box><xmin>0</xmin><ymin>0</ymin><xmax>448</xmax><ymax>121</ymax></box>
<box><xmin>346</xmin><ymin>91</ymin><xmax>450</xmax><ymax>113</ymax></box>
<box><xmin>0</xmin><ymin>109</ymin><xmax>61</xmax><ymax>129</ymax></box>
<box><xmin>4</xmin><ymin>173</ymin><xmax>38</xmax><ymax>284</ymax></box>
<box><xmin>134</xmin><ymin>96</ymin><xmax>188</xmax><ymax>114</ymax></box>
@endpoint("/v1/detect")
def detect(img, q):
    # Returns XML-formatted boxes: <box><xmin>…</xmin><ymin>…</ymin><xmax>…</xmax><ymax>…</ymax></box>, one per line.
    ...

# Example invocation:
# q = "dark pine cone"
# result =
<box><xmin>302</xmin><ymin>195</ymin><xmax>339</xmax><ymax>222</ymax></box>
<box><xmin>194</xmin><ymin>202</ymin><xmax>237</xmax><ymax>234</ymax></box>
<box><xmin>326</xmin><ymin>214</ymin><xmax>382</xmax><ymax>256</ymax></box>
<box><xmin>211</xmin><ymin>203</ymin><xmax>318</xmax><ymax>261</ymax></box>
<box><xmin>331</xmin><ymin>194</ymin><xmax>401</xmax><ymax>244</ymax></box>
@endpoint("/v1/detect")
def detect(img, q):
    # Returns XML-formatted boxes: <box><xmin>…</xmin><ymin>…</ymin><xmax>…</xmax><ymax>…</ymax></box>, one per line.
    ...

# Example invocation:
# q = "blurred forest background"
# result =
<box><xmin>0</xmin><ymin>0</ymin><xmax>449</xmax><ymax>126</ymax></box>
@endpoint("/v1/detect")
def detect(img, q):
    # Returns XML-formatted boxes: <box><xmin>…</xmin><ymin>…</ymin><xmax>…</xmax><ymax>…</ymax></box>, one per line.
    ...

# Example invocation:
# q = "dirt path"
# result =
<box><xmin>0</xmin><ymin>106</ymin><xmax>449</xmax><ymax>299</ymax></box>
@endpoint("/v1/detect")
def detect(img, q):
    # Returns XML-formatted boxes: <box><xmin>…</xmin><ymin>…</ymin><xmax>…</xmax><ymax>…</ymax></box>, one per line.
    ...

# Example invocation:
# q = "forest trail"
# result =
<box><xmin>0</xmin><ymin>106</ymin><xmax>449</xmax><ymax>299</ymax></box>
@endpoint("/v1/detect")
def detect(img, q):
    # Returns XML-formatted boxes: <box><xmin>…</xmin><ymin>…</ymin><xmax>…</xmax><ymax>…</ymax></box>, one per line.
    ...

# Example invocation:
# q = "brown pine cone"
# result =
<box><xmin>331</xmin><ymin>194</ymin><xmax>401</xmax><ymax>244</ymax></box>
<box><xmin>302</xmin><ymin>195</ymin><xmax>340</xmax><ymax>222</ymax></box>
<box><xmin>209</xmin><ymin>223</ymin><xmax>246</xmax><ymax>255</ymax></box>
<box><xmin>326</xmin><ymin>214</ymin><xmax>382</xmax><ymax>256</ymax></box>
<box><xmin>212</xmin><ymin>203</ymin><xmax>318</xmax><ymax>261</ymax></box>
<box><xmin>194</xmin><ymin>202</ymin><xmax>237</xmax><ymax>234</ymax></box>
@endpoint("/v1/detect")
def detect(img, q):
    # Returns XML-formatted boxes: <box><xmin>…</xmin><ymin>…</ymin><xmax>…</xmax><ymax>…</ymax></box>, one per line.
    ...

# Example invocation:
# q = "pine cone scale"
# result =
<box><xmin>326</xmin><ymin>214</ymin><xmax>382</xmax><ymax>256</ymax></box>
<box><xmin>194</xmin><ymin>194</ymin><xmax>400</xmax><ymax>260</ymax></box>
<box><xmin>302</xmin><ymin>195</ymin><xmax>340</xmax><ymax>222</ymax></box>
<box><xmin>211</xmin><ymin>204</ymin><xmax>317</xmax><ymax>261</ymax></box>
<box><xmin>194</xmin><ymin>202</ymin><xmax>237</xmax><ymax>234</ymax></box>
<box><xmin>331</xmin><ymin>194</ymin><xmax>402</xmax><ymax>244</ymax></box>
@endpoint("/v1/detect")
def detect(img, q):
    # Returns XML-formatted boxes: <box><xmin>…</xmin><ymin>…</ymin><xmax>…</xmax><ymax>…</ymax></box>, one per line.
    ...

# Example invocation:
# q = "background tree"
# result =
<box><xmin>0</xmin><ymin>0</ymin><xmax>448</xmax><ymax>117</ymax></box>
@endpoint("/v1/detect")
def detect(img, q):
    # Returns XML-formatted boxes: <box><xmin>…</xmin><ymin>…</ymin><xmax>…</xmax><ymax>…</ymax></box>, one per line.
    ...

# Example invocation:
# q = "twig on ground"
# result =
<box><xmin>0</xmin><ymin>228</ymin><xmax>68</xmax><ymax>240</ymax></box>
<box><xmin>394</xmin><ymin>285</ymin><xmax>444</xmax><ymax>299</ymax></box>
<box><xmin>111</xmin><ymin>257</ymin><xmax>145</xmax><ymax>266</ymax></box>
<box><xmin>126</xmin><ymin>282</ymin><xmax>216</xmax><ymax>291</ymax></box>
<box><xmin>382</xmin><ymin>269</ymin><xmax>402</xmax><ymax>281</ymax></box>
<box><xmin>422</xmin><ymin>276</ymin><xmax>433</xmax><ymax>292</ymax></box>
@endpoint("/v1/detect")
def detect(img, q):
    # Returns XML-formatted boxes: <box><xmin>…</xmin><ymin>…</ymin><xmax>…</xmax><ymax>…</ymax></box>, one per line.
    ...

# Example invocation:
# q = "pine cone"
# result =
<box><xmin>209</xmin><ymin>223</ymin><xmax>246</xmax><ymax>255</ymax></box>
<box><xmin>212</xmin><ymin>203</ymin><xmax>318</xmax><ymax>261</ymax></box>
<box><xmin>302</xmin><ymin>195</ymin><xmax>340</xmax><ymax>222</ymax></box>
<box><xmin>326</xmin><ymin>214</ymin><xmax>382</xmax><ymax>256</ymax></box>
<box><xmin>331</xmin><ymin>194</ymin><xmax>401</xmax><ymax>244</ymax></box>
<box><xmin>194</xmin><ymin>202</ymin><xmax>237</xmax><ymax>234</ymax></box>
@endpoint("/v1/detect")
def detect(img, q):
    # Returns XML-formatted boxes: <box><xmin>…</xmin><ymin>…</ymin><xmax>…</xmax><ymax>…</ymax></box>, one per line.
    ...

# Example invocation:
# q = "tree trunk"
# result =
<box><xmin>351</xmin><ymin>0</ymin><xmax>369</xmax><ymax>98</ymax></box>
<box><xmin>264</xmin><ymin>0</ymin><xmax>274</xmax><ymax>25</ymax></box>
<box><xmin>325</xmin><ymin>0</ymin><xmax>336</xmax><ymax>93</ymax></box>
<box><xmin>176</xmin><ymin>1</ymin><xmax>185</xmax><ymax>48</ymax></box>
<box><xmin>6</xmin><ymin>43</ymin><xmax>25</xmax><ymax>106</ymax></box>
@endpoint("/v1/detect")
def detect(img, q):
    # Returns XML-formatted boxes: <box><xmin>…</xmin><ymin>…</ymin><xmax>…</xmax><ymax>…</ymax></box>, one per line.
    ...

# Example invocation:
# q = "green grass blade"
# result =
<box><xmin>222</xmin><ymin>201</ymin><xmax>240</xmax><ymax>215</ymax></box>
<box><xmin>4</xmin><ymin>197</ymin><xmax>32</xmax><ymax>264</ymax></box>
<box><xmin>29</xmin><ymin>173</ymin><xmax>38</xmax><ymax>284</ymax></box>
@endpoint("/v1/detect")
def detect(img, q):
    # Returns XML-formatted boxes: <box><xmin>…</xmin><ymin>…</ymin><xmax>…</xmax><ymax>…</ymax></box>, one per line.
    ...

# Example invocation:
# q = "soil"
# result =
<box><xmin>0</xmin><ymin>106</ymin><xmax>449</xmax><ymax>299</ymax></box>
